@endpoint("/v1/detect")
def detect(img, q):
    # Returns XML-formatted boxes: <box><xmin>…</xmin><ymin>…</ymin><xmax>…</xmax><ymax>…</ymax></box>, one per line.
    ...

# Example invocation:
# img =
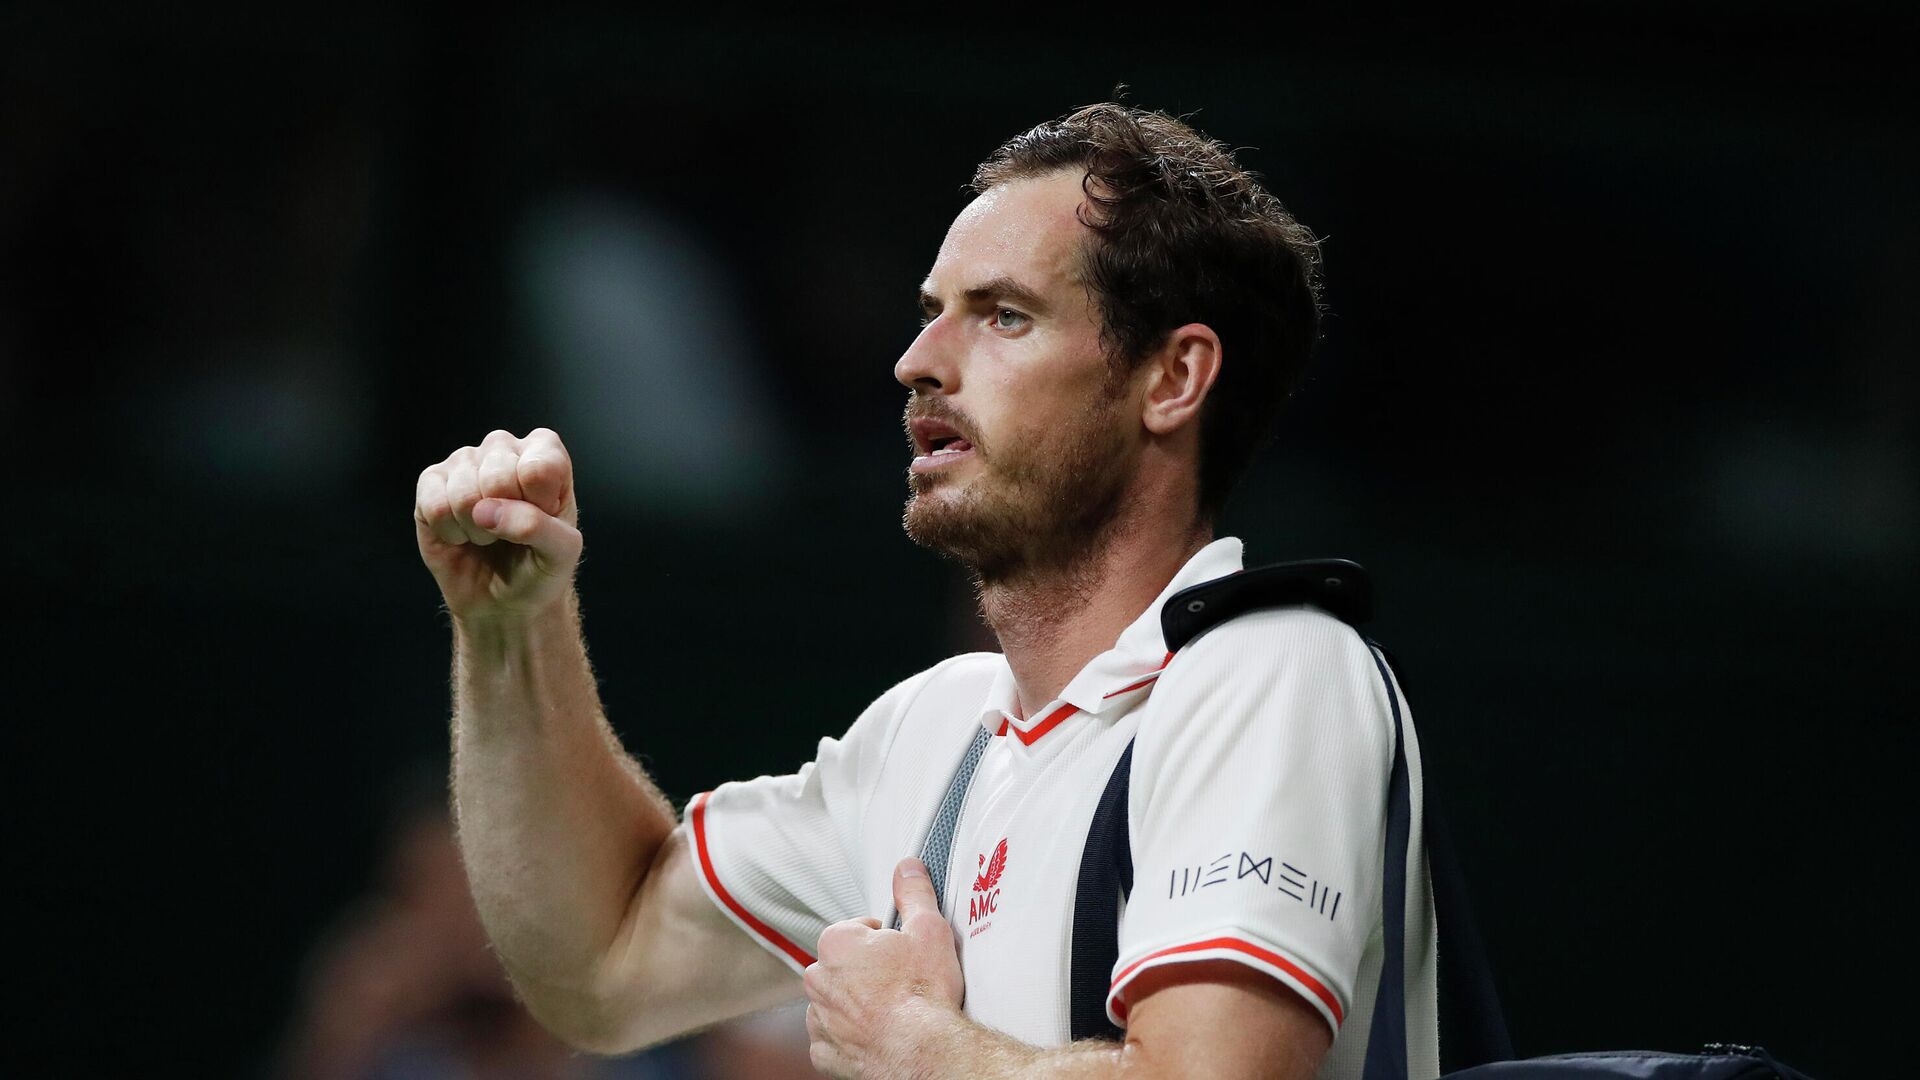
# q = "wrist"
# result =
<box><xmin>454</xmin><ymin>591</ymin><xmax>579</xmax><ymax>655</ymax></box>
<box><xmin>890</xmin><ymin>998</ymin><xmax>1009</xmax><ymax>1080</ymax></box>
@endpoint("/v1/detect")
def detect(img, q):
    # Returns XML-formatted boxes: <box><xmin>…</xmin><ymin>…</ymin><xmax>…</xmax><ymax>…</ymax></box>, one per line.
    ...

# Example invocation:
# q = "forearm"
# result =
<box><xmin>449</xmin><ymin>589</ymin><xmax>673</xmax><ymax>1013</ymax></box>
<box><xmin>892</xmin><ymin>1005</ymin><xmax>1130</xmax><ymax>1080</ymax></box>
<box><xmin>863</xmin><ymin>976</ymin><xmax>1325</xmax><ymax>1080</ymax></box>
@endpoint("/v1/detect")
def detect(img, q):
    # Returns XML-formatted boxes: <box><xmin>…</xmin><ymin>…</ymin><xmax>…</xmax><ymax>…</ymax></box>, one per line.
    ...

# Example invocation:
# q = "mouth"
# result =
<box><xmin>908</xmin><ymin>415</ymin><xmax>978</xmax><ymax>474</ymax></box>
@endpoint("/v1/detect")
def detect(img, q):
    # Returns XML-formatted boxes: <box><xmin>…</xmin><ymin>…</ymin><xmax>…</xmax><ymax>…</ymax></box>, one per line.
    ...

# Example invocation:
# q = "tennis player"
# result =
<box><xmin>414</xmin><ymin>103</ymin><xmax>1438</xmax><ymax>1080</ymax></box>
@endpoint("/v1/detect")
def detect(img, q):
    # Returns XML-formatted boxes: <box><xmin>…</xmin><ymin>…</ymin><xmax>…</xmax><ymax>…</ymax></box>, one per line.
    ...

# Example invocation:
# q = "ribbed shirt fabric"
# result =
<box><xmin>683</xmin><ymin>537</ymin><xmax>1440</xmax><ymax>1079</ymax></box>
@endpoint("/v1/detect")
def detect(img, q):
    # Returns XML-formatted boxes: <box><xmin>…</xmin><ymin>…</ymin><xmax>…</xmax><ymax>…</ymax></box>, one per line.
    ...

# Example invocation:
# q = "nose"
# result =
<box><xmin>894</xmin><ymin>319</ymin><xmax>958</xmax><ymax>395</ymax></box>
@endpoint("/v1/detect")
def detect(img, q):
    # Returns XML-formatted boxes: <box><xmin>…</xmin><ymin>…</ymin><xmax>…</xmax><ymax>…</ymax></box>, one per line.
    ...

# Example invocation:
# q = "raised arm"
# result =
<box><xmin>415</xmin><ymin>427</ymin><xmax>799</xmax><ymax>1053</ymax></box>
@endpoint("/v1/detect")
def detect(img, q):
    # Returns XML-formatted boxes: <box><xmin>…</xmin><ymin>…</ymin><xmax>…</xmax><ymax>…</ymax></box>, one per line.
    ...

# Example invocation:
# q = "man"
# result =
<box><xmin>413</xmin><ymin>103</ymin><xmax>1438</xmax><ymax>1079</ymax></box>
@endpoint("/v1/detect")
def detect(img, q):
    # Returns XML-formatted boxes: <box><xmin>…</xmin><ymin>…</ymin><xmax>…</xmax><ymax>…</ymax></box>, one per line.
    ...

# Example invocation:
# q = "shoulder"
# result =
<box><xmin>1143</xmin><ymin>605</ymin><xmax>1395</xmax><ymax>767</ymax></box>
<box><xmin>870</xmin><ymin>650</ymin><xmax>1002</xmax><ymax>715</ymax></box>
<box><xmin>836</xmin><ymin>650</ymin><xmax>1002</xmax><ymax>753</ymax></box>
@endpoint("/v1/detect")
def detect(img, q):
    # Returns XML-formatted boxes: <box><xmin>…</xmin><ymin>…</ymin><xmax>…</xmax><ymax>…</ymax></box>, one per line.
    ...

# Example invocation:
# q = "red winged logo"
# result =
<box><xmin>971</xmin><ymin>837</ymin><xmax>1009</xmax><ymax>894</ymax></box>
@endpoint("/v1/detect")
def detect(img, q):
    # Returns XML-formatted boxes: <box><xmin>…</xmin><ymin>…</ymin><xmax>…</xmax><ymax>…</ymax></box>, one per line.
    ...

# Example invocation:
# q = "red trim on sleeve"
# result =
<box><xmin>1110</xmin><ymin>935</ymin><xmax>1344</xmax><ymax>1028</ymax></box>
<box><xmin>688</xmin><ymin>792</ymin><xmax>818</xmax><ymax>969</ymax></box>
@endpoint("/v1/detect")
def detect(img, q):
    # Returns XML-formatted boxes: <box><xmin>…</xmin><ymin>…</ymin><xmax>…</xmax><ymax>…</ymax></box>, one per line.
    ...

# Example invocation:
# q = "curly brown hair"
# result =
<box><xmin>971</xmin><ymin>102</ymin><xmax>1324</xmax><ymax>523</ymax></box>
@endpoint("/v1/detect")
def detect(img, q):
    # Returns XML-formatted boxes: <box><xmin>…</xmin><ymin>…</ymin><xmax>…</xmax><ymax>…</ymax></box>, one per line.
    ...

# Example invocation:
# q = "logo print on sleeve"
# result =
<box><xmin>967</xmin><ymin>837</ymin><xmax>1008</xmax><ymax>935</ymax></box>
<box><xmin>1163</xmin><ymin>849</ymin><xmax>1344</xmax><ymax>921</ymax></box>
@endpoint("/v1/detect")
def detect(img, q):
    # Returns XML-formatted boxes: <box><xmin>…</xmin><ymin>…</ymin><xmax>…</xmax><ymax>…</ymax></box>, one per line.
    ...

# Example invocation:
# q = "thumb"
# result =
<box><xmin>473</xmin><ymin>498</ymin><xmax>583</xmax><ymax>566</ymax></box>
<box><xmin>893</xmin><ymin>858</ymin><xmax>943</xmax><ymax>937</ymax></box>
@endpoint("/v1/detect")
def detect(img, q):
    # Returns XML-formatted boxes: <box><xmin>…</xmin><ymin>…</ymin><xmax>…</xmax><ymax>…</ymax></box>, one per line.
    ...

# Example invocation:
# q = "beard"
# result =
<box><xmin>902</xmin><ymin>389</ymin><xmax>1136</xmax><ymax>586</ymax></box>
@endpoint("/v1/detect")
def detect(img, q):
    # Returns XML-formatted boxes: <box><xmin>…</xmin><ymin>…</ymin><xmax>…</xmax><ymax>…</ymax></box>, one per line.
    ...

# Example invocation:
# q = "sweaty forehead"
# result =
<box><xmin>929</xmin><ymin>170</ymin><xmax>1091</xmax><ymax>294</ymax></box>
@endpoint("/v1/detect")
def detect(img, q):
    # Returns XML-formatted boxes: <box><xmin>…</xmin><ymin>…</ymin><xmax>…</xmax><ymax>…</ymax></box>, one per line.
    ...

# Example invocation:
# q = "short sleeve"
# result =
<box><xmin>681</xmin><ymin>660</ymin><xmax>949</xmax><ymax>973</ymax></box>
<box><xmin>1108</xmin><ymin>607</ymin><xmax>1397</xmax><ymax>1035</ymax></box>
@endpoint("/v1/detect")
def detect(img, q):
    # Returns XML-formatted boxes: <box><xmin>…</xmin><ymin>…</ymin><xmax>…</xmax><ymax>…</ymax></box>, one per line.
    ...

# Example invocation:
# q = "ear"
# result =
<box><xmin>1140</xmin><ymin>323</ymin><xmax>1223</xmax><ymax>437</ymax></box>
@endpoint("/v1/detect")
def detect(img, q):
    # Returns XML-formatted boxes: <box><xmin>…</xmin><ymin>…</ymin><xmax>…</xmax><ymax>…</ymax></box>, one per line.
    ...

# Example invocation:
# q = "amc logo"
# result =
<box><xmin>968</xmin><ymin>837</ymin><xmax>1009</xmax><ymax>926</ymax></box>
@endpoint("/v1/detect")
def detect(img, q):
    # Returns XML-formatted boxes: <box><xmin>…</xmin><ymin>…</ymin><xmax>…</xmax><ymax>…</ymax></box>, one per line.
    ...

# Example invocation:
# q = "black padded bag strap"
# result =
<box><xmin>1067</xmin><ymin>740</ymin><xmax>1137</xmax><ymax>1041</ymax></box>
<box><xmin>1161</xmin><ymin>558</ymin><xmax>1372</xmax><ymax>652</ymax></box>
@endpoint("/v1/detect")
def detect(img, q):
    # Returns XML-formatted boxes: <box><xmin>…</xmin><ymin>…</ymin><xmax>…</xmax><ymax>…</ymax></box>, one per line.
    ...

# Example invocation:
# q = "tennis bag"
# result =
<box><xmin>917</xmin><ymin>559</ymin><xmax>1818</xmax><ymax>1080</ymax></box>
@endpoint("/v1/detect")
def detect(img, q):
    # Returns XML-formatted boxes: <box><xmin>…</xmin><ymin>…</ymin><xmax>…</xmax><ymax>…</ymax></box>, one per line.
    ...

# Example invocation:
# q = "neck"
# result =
<box><xmin>979</xmin><ymin>514</ymin><xmax>1212</xmax><ymax>720</ymax></box>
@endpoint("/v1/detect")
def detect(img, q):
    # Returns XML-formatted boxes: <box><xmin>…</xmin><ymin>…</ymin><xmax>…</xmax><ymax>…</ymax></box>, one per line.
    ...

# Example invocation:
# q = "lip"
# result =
<box><xmin>908</xmin><ymin>415</ymin><xmax>967</xmax><ymax>455</ymax></box>
<box><xmin>910</xmin><ymin>445</ymin><xmax>977</xmax><ymax>474</ymax></box>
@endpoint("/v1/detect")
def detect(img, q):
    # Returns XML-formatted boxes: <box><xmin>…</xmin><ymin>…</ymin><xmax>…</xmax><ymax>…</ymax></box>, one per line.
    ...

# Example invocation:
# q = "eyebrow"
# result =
<box><xmin>918</xmin><ymin>275</ymin><xmax>1053</xmax><ymax>318</ymax></box>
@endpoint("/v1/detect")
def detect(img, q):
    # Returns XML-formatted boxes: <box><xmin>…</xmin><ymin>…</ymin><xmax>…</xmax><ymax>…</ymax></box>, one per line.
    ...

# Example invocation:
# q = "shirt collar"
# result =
<box><xmin>975</xmin><ymin>536</ymin><xmax>1246</xmax><ymax>737</ymax></box>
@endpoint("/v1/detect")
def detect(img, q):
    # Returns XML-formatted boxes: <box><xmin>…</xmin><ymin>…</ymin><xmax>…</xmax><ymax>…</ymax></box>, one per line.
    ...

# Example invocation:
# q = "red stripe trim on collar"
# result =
<box><xmin>1102</xmin><ymin>655</ymin><xmax>1173</xmax><ymax>700</ymax></box>
<box><xmin>996</xmin><ymin>655</ymin><xmax>1175</xmax><ymax>744</ymax></box>
<box><xmin>996</xmin><ymin>701</ymin><xmax>1080</xmax><ymax>745</ymax></box>
<box><xmin>1102</xmin><ymin>672</ymin><xmax>1162</xmax><ymax>699</ymax></box>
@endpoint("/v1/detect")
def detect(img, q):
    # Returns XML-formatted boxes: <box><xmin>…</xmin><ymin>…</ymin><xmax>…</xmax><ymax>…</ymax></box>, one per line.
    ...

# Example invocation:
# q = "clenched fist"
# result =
<box><xmin>414</xmin><ymin>428</ymin><xmax>583</xmax><ymax>622</ymax></box>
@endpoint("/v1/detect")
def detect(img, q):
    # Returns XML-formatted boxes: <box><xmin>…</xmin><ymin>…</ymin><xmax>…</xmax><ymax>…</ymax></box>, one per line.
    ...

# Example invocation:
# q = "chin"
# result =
<box><xmin>906</xmin><ymin>489</ymin><xmax>993</xmax><ymax>556</ymax></box>
<box><xmin>902</xmin><ymin>489</ymin><xmax>966</xmax><ymax>549</ymax></box>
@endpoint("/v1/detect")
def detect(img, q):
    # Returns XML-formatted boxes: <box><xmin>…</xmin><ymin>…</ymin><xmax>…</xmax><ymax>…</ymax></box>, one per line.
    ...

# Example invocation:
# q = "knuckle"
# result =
<box><xmin>528</xmin><ymin>432</ymin><xmax>571</xmax><ymax>466</ymax></box>
<box><xmin>478</xmin><ymin>452</ymin><xmax>519</xmax><ymax>486</ymax></box>
<box><xmin>820</xmin><ymin>919</ymin><xmax>867</xmax><ymax>946</ymax></box>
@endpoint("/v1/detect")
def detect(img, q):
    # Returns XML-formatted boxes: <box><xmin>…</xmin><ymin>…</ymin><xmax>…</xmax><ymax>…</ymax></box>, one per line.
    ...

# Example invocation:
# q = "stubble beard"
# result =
<box><xmin>902</xmin><ymin>392</ymin><xmax>1136</xmax><ymax>589</ymax></box>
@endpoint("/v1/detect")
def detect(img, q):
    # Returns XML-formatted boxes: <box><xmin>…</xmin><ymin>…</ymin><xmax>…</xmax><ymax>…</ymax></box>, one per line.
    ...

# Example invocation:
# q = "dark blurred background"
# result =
<box><xmin>7</xmin><ymin>8</ymin><xmax>1913</xmax><ymax>1078</ymax></box>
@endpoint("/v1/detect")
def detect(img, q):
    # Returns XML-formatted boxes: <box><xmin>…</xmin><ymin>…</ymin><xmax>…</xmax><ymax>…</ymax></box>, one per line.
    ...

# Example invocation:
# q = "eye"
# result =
<box><xmin>993</xmin><ymin>308</ymin><xmax>1029</xmax><ymax>331</ymax></box>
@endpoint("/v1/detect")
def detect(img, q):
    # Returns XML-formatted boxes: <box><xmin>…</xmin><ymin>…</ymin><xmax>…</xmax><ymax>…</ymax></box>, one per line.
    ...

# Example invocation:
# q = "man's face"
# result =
<box><xmin>897</xmin><ymin>169</ymin><xmax>1142</xmax><ymax>582</ymax></box>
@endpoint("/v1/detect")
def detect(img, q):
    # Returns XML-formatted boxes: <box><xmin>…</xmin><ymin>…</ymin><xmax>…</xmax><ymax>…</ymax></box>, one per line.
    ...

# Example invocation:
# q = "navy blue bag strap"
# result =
<box><xmin>1362</xmin><ymin>641</ymin><xmax>1415</xmax><ymax>1080</ymax></box>
<box><xmin>1067</xmin><ymin>740</ymin><xmax>1136</xmax><ymax>1041</ymax></box>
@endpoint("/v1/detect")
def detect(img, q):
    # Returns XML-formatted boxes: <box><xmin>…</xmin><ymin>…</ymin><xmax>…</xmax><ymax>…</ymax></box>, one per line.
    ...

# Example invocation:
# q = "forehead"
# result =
<box><xmin>926</xmin><ymin>169</ymin><xmax>1091</xmax><ymax>294</ymax></box>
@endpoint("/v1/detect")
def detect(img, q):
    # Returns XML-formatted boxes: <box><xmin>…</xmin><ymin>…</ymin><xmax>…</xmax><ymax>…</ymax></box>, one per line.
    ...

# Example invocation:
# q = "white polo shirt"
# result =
<box><xmin>682</xmin><ymin>537</ymin><xmax>1440</xmax><ymax>1079</ymax></box>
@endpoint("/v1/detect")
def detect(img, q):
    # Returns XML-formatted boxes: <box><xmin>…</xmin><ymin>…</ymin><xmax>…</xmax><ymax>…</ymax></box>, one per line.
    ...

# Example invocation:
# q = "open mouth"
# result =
<box><xmin>912</xmin><ymin>435</ymin><xmax>975</xmax><ymax>473</ymax></box>
<box><xmin>909</xmin><ymin>415</ymin><xmax>978</xmax><ymax>473</ymax></box>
